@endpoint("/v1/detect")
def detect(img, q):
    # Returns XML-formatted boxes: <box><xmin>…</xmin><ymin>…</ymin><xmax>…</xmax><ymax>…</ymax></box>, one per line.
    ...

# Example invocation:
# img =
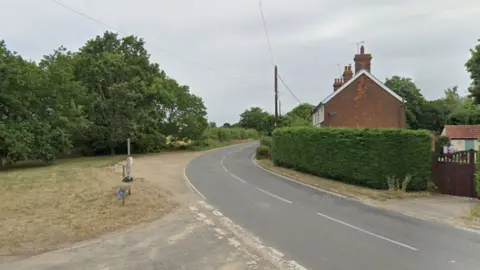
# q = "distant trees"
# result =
<box><xmin>0</xmin><ymin>31</ymin><xmax>208</xmax><ymax>165</ymax></box>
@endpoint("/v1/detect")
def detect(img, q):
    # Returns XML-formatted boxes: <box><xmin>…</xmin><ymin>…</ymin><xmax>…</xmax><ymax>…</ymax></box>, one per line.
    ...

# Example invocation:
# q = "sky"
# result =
<box><xmin>1</xmin><ymin>0</ymin><xmax>479</xmax><ymax>125</ymax></box>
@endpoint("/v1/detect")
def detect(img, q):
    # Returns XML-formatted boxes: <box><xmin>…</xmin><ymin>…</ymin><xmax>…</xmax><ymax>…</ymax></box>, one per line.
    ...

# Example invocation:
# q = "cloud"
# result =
<box><xmin>1</xmin><ymin>0</ymin><xmax>479</xmax><ymax>124</ymax></box>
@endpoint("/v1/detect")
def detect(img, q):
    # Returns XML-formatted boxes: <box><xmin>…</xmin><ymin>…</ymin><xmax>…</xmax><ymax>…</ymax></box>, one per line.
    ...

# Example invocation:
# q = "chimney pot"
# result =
<box><xmin>354</xmin><ymin>46</ymin><xmax>372</xmax><ymax>73</ymax></box>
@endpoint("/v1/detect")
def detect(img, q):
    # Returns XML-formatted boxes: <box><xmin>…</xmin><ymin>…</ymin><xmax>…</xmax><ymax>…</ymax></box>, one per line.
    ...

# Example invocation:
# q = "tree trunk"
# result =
<box><xmin>109</xmin><ymin>146</ymin><xmax>116</xmax><ymax>156</ymax></box>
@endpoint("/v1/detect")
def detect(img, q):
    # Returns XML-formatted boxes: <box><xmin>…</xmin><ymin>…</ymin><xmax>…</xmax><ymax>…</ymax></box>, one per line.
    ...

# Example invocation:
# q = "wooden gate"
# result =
<box><xmin>432</xmin><ymin>150</ymin><xmax>477</xmax><ymax>198</ymax></box>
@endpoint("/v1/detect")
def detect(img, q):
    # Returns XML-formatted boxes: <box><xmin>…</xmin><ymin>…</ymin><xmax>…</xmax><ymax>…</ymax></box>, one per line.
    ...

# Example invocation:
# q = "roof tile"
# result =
<box><xmin>444</xmin><ymin>125</ymin><xmax>480</xmax><ymax>139</ymax></box>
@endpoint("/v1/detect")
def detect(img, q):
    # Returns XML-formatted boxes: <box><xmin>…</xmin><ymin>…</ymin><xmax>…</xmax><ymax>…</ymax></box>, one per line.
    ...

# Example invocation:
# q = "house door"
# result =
<box><xmin>465</xmin><ymin>140</ymin><xmax>475</xmax><ymax>150</ymax></box>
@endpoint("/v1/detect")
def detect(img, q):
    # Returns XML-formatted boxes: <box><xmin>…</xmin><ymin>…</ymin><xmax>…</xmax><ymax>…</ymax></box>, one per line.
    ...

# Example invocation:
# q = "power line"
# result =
<box><xmin>257</xmin><ymin>0</ymin><xmax>302</xmax><ymax>105</ymax></box>
<box><xmin>48</xmin><ymin>0</ymin><xmax>268</xmax><ymax>90</ymax></box>
<box><xmin>258</xmin><ymin>0</ymin><xmax>275</xmax><ymax>66</ymax></box>
<box><xmin>278</xmin><ymin>74</ymin><xmax>302</xmax><ymax>104</ymax></box>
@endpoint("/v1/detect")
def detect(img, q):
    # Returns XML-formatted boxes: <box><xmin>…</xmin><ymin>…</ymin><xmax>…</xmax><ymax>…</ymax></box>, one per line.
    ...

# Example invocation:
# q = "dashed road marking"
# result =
<box><xmin>316</xmin><ymin>212</ymin><xmax>418</xmax><ymax>251</ymax></box>
<box><xmin>255</xmin><ymin>187</ymin><xmax>292</xmax><ymax>204</ymax></box>
<box><xmin>195</xmin><ymin>212</ymin><xmax>207</xmax><ymax>221</ymax></box>
<box><xmin>213</xmin><ymin>210</ymin><xmax>223</xmax><ymax>217</ymax></box>
<box><xmin>228</xmin><ymin>238</ymin><xmax>241</xmax><ymax>248</ymax></box>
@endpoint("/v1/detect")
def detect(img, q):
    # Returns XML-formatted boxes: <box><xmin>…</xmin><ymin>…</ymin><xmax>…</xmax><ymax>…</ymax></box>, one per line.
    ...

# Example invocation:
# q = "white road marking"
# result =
<box><xmin>255</xmin><ymin>187</ymin><xmax>293</xmax><ymax>204</ymax></box>
<box><xmin>214</xmin><ymin>228</ymin><xmax>227</xmax><ymax>236</ymax></box>
<box><xmin>212</xmin><ymin>210</ymin><xmax>223</xmax><ymax>217</ymax></box>
<box><xmin>286</xmin><ymin>261</ymin><xmax>308</xmax><ymax>270</ymax></box>
<box><xmin>228</xmin><ymin>238</ymin><xmax>241</xmax><ymax>248</ymax></box>
<box><xmin>250</xmin><ymin>153</ymin><xmax>349</xmax><ymax>200</ymax></box>
<box><xmin>316</xmin><ymin>212</ymin><xmax>418</xmax><ymax>251</ymax></box>
<box><xmin>195</xmin><ymin>212</ymin><xmax>207</xmax><ymax>221</ymax></box>
<box><xmin>203</xmin><ymin>219</ymin><xmax>215</xmax><ymax>226</ymax></box>
<box><xmin>230</xmin><ymin>173</ymin><xmax>247</xmax><ymax>184</ymax></box>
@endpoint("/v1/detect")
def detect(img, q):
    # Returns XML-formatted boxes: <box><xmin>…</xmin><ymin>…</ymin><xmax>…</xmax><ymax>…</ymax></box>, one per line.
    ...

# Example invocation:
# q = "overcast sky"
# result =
<box><xmin>1</xmin><ymin>0</ymin><xmax>479</xmax><ymax>124</ymax></box>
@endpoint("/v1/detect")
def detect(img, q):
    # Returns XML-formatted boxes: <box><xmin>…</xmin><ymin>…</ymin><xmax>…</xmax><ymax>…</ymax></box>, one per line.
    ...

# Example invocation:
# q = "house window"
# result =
<box><xmin>465</xmin><ymin>140</ymin><xmax>475</xmax><ymax>150</ymax></box>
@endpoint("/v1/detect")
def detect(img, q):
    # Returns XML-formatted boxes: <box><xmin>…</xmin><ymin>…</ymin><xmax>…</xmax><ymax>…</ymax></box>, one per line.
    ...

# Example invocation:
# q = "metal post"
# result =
<box><xmin>127</xmin><ymin>138</ymin><xmax>131</xmax><ymax>156</ymax></box>
<box><xmin>274</xmin><ymin>65</ymin><xmax>278</xmax><ymax>128</ymax></box>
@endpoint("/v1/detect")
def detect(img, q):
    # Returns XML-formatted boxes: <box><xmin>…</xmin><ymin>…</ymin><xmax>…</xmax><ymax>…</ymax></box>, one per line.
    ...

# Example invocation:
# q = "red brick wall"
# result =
<box><xmin>323</xmin><ymin>74</ymin><xmax>406</xmax><ymax>128</ymax></box>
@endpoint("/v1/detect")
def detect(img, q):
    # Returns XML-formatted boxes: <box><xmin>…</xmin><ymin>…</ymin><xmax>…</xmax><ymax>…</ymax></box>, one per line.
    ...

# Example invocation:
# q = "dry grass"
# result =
<box><xmin>0</xmin><ymin>156</ymin><xmax>177</xmax><ymax>256</ymax></box>
<box><xmin>256</xmin><ymin>159</ymin><xmax>429</xmax><ymax>202</ymax></box>
<box><xmin>467</xmin><ymin>204</ymin><xmax>480</xmax><ymax>221</ymax></box>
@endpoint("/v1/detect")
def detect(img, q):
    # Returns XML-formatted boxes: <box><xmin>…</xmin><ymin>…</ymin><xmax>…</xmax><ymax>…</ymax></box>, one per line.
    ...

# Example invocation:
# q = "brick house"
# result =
<box><xmin>312</xmin><ymin>46</ymin><xmax>406</xmax><ymax>128</ymax></box>
<box><xmin>441</xmin><ymin>125</ymin><xmax>480</xmax><ymax>151</ymax></box>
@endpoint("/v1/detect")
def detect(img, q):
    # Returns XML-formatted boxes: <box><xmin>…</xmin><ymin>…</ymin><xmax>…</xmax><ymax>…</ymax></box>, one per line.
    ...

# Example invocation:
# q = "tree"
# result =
<box><xmin>0</xmin><ymin>41</ymin><xmax>70</xmax><ymax>165</ymax></box>
<box><xmin>285</xmin><ymin>103</ymin><xmax>313</xmax><ymax>124</ymax></box>
<box><xmin>222</xmin><ymin>123</ymin><xmax>231</xmax><ymax>128</ymax></box>
<box><xmin>385</xmin><ymin>76</ymin><xmax>427</xmax><ymax>129</ymax></box>
<box><xmin>466</xmin><ymin>39</ymin><xmax>480</xmax><ymax>103</ymax></box>
<box><xmin>239</xmin><ymin>107</ymin><xmax>271</xmax><ymax>132</ymax></box>
<box><xmin>209</xmin><ymin>122</ymin><xmax>217</xmax><ymax>128</ymax></box>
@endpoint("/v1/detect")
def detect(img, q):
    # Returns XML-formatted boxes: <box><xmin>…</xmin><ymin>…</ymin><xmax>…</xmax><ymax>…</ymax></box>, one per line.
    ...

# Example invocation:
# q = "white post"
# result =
<box><xmin>127</xmin><ymin>138</ymin><xmax>131</xmax><ymax>156</ymax></box>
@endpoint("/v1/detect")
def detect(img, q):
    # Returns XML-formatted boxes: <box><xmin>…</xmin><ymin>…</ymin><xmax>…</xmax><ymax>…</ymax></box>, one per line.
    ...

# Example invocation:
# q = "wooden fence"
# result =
<box><xmin>432</xmin><ymin>150</ymin><xmax>477</xmax><ymax>198</ymax></box>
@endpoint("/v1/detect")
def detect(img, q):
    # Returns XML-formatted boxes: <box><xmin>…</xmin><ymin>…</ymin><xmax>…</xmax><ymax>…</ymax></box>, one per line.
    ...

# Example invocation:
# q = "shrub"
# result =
<box><xmin>435</xmin><ymin>135</ymin><xmax>449</xmax><ymax>154</ymax></box>
<box><xmin>256</xmin><ymin>145</ymin><xmax>270</xmax><ymax>160</ymax></box>
<box><xmin>272</xmin><ymin>127</ymin><xmax>432</xmax><ymax>190</ymax></box>
<box><xmin>260</xmin><ymin>136</ymin><xmax>272</xmax><ymax>147</ymax></box>
<box><xmin>201</xmin><ymin>127</ymin><xmax>259</xmax><ymax>142</ymax></box>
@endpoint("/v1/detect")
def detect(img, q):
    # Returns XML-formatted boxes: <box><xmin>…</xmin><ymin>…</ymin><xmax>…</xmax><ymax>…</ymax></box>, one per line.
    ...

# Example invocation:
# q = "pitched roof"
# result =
<box><xmin>312</xmin><ymin>69</ymin><xmax>405</xmax><ymax>113</ymax></box>
<box><xmin>443</xmin><ymin>125</ymin><xmax>480</xmax><ymax>139</ymax></box>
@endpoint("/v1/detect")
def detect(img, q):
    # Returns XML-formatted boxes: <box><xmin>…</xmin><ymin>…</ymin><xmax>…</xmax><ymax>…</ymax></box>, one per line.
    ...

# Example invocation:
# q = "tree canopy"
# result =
<box><xmin>0</xmin><ymin>31</ymin><xmax>208</xmax><ymax>165</ymax></box>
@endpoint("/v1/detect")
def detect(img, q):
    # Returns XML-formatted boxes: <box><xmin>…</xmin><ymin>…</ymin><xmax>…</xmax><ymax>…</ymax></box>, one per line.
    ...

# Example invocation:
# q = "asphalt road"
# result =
<box><xmin>185</xmin><ymin>142</ymin><xmax>480</xmax><ymax>270</ymax></box>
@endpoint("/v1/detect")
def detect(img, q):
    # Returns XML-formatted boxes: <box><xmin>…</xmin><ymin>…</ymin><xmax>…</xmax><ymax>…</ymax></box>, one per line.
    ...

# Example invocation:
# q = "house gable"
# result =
<box><xmin>313</xmin><ymin>70</ymin><xmax>404</xmax><ymax>114</ymax></box>
<box><xmin>321</xmin><ymin>73</ymin><xmax>406</xmax><ymax>128</ymax></box>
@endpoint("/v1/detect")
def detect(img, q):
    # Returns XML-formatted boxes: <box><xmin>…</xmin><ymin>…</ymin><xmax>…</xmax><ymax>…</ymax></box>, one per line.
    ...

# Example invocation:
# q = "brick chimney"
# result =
<box><xmin>342</xmin><ymin>64</ymin><xmax>353</xmax><ymax>82</ymax></box>
<box><xmin>354</xmin><ymin>45</ymin><xmax>372</xmax><ymax>73</ymax></box>
<box><xmin>333</xmin><ymin>78</ymin><xmax>343</xmax><ymax>91</ymax></box>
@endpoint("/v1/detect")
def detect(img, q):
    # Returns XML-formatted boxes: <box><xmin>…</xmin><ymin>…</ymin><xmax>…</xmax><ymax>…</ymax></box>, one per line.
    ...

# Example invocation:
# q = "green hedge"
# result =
<box><xmin>201</xmin><ymin>127</ymin><xmax>259</xmax><ymax>142</ymax></box>
<box><xmin>256</xmin><ymin>145</ymin><xmax>270</xmax><ymax>159</ymax></box>
<box><xmin>260</xmin><ymin>136</ymin><xmax>272</xmax><ymax>147</ymax></box>
<box><xmin>272</xmin><ymin>127</ymin><xmax>432</xmax><ymax>190</ymax></box>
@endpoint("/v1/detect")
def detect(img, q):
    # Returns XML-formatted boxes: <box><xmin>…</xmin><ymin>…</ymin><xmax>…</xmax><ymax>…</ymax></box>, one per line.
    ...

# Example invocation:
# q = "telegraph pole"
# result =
<box><xmin>274</xmin><ymin>65</ymin><xmax>278</xmax><ymax>128</ymax></box>
<box><xmin>279</xmin><ymin>99</ymin><xmax>282</xmax><ymax>117</ymax></box>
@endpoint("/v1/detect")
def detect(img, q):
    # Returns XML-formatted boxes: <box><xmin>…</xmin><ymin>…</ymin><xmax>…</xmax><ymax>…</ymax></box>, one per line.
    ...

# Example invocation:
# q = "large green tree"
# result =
<box><xmin>466</xmin><ymin>39</ymin><xmax>480</xmax><ymax>103</ymax></box>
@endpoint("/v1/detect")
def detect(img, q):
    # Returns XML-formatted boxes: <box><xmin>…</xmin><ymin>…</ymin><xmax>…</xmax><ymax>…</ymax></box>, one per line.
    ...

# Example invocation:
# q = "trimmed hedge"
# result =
<box><xmin>256</xmin><ymin>145</ymin><xmax>270</xmax><ymax>159</ymax></box>
<box><xmin>272</xmin><ymin>127</ymin><xmax>432</xmax><ymax>190</ymax></box>
<box><xmin>260</xmin><ymin>136</ymin><xmax>272</xmax><ymax>147</ymax></box>
<box><xmin>201</xmin><ymin>127</ymin><xmax>259</xmax><ymax>142</ymax></box>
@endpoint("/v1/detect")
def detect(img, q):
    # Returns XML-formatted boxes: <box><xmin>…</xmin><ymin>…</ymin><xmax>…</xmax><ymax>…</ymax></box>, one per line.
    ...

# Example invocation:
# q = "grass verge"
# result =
<box><xmin>256</xmin><ymin>159</ymin><xmax>429</xmax><ymax>202</ymax></box>
<box><xmin>466</xmin><ymin>204</ymin><xmax>480</xmax><ymax>222</ymax></box>
<box><xmin>0</xmin><ymin>156</ymin><xmax>178</xmax><ymax>257</ymax></box>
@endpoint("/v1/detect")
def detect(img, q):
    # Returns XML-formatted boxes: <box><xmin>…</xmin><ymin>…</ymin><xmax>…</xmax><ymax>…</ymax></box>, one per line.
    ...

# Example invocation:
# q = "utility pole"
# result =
<box><xmin>279</xmin><ymin>99</ymin><xmax>282</xmax><ymax>117</ymax></box>
<box><xmin>274</xmin><ymin>65</ymin><xmax>278</xmax><ymax>128</ymax></box>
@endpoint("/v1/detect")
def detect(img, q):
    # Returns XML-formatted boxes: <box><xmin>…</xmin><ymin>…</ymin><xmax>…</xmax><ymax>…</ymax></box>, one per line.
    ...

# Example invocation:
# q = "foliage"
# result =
<box><xmin>466</xmin><ymin>39</ymin><xmax>480</xmax><ymax>103</ymax></box>
<box><xmin>260</xmin><ymin>136</ymin><xmax>272</xmax><ymax>148</ymax></box>
<box><xmin>256</xmin><ymin>145</ymin><xmax>270</xmax><ymax>160</ymax></box>
<box><xmin>222</xmin><ymin>123</ymin><xmax>231</xmax><ymax>128</ymax></box>
<box><xmin>435</xmin><ymin>136</ymin><xmax>450</xmax><ymax>154</ymax></box>
<box><xmin>1</xmin><ymin>32</ymin><xmax>209</xmax><ymax>164</ymax></box>
<box><xmin>271</xmin><ymin>127</ymin><xmax>431</xmax><ymax>190</ymax></box>
<box><xmin>201</xmin><ymin>127</ymin><xmax>259</xmax><ymax>142</ymax></box>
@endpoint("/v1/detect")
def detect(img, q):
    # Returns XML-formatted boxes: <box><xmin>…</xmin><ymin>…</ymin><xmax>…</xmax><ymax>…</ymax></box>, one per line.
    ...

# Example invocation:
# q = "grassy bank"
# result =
<box><xmin>0</xmin><ymin>139</ymin><xmax>252</xmax><ymax>257</ymax></box>
<box><xmin>256</xmin><ymin>159</ymin><xmax>429</xmax><ymax>202</ymax></box>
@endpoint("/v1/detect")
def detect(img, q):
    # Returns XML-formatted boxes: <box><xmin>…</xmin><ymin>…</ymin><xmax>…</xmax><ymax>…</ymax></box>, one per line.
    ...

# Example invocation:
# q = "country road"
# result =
<box><xmin>185</xmin><ymin>142</ymin><xmax>480</xmax><ymax>270</ymax></box>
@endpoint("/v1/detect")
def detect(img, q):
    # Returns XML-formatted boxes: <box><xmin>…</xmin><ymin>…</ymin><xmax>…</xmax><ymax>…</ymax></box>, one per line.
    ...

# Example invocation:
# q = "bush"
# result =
<box><xmin>435</xmin><ymin>135</ymin><xmax>449</xmax><ymax>154</ymax></box>
<box><xmin>201</xmin><ymin>127</ymin><xmax>259</xmax><ymax>142</ymax></box>
<box><xmin>260</xmin><ymin>136</ymin><xmax>272</xmax><ymax>147</ymax></box>
<box><xmin>272</xmin><ymin>127</ymin><xmax>432</xmax><ymax>190</ymax></box>
<box><xmin>256</xmin><ymin>145</ymin><xmax>270</xmax><ymax>159</ymax></box>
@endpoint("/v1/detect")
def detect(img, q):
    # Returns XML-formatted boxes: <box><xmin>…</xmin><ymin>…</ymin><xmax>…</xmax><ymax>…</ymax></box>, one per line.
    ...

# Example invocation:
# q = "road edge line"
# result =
<box><xmin>183</xmin><ymin>141</ymin><xmax>257</xmax><ymax>200</ymax></box>
<box><xmin>250</xmin><ymin>153</ymin><xmax>353</xmax><ymax>201</ymax></box>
